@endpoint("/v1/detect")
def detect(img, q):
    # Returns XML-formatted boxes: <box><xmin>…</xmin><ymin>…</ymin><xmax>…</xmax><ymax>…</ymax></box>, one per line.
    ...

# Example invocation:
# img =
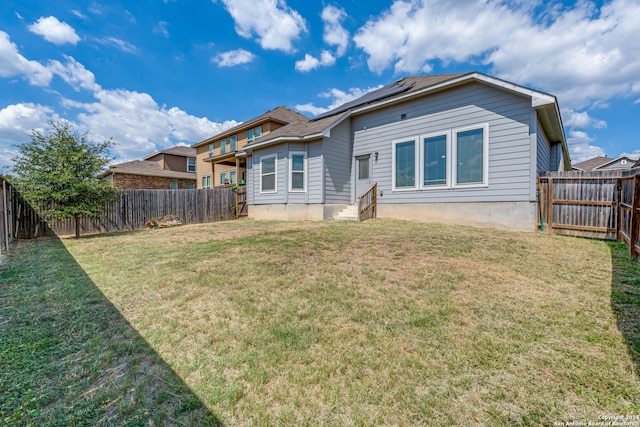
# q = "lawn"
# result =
<box><xmin>1</xmin><ymin>219</ymin><xmax>639</xmax><ymax>425</ymax></box>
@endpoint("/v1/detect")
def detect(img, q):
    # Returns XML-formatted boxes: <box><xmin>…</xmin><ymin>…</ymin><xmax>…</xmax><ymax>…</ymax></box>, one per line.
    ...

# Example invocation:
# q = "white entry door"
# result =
<box><xmin>355</xmin><ymin>154</ymin><xmax>371</xmax><ymax>198</ymax></box>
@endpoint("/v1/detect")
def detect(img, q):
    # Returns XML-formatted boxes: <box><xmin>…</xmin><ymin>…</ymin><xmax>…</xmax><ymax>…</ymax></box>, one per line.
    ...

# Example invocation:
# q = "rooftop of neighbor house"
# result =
<box><xmin>193</xmin><ymin>106</ymin><xmax>309</xmax><ymax>148</ymax></box>
<box><xmin>101</xmin><ymin>160</ymin><xmax>196</xmax><ymax>180</ymax></box>
<box><xmin>144</xmin><ymin>145</ymin><xmax>196</xmax><ymax>159</ymax></box>
<box><xmin>572</xmin><ymin>155</ymin><xmax>639</xmax><ymax>171</ymax></box>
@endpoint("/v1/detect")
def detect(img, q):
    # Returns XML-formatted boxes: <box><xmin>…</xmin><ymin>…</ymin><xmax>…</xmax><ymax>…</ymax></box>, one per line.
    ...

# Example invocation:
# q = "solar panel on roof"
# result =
<box><xmin>312</xmin><ymin>79</ymin><xmax>415</xmax><ymax>121</ymax></box>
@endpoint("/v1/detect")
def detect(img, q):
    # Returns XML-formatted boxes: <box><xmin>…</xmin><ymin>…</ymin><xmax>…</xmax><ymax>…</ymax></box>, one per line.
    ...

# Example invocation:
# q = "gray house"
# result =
<box><xmin>238</xmin><ymin>72</ymin><xmax>570</xmax><ymax>231</ymax></box>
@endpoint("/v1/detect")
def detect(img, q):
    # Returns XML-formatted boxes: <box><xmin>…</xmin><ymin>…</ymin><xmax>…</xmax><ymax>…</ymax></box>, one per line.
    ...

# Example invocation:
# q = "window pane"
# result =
<box><xmin>395</xmin><ymin>140</ymin><xmax>415</xmax><ymax>187</ymax></box>
<box><xmin>291</xmin><ymin>172</ymin><xmax>304</xmax><ymax>189</ymax></box>
<box><xmin>187</xmin><ymin>157</ymin><xmax>196</xmax><ymax>172</ymax></box>
<box><xmin>220</xmin><ymin>139</ymin><xmax>226</xmax><ymax>154</ymax></box>
<box><xmin>456</xmin><ymin>128</ymin><xmax>484</xmax><ymax>184</ymax></box>
<box><xmin>230</xmin><ymin>171</ymin><xmax>236</xmax><ymax>184</ymax></box>
<box><xmin>170</xmin><ymin>182</ymin><xmax>178</xmax><ymax>190</ymax></box>
<box><xmin>358</xmin><ymin>157</ymin><xmax>369</xmax><ymax>180</ymax></box>
<box><xmin>262</xmin><ymin>174</ymin><xmax>275</xmax><ymax>191</ymax></box>
<box><xmin>292</xmin><ymin>155</ymin><xmax>304</xmax><ymax>171</ymax></box>
<box><xmin>208</xmin><ymin>144</ymin><xmax>213</xmax><ymax>156</ymax></box>
<box><xmin>255</xmin><ymin>126</ymin><xmax>262</xmax><ymax>137</ymax></box>
<box><xmin>230</xmin><ymin>135</ymin><xmax>237</xmax><ymax>151</ymax></box>
<box><xmin>424</xmin><ymin>135</ymin><xmax>447</xmax><ymax>186</ymax></box>
<box><xmin>187</xmin><ymin>183</ymin><xmax>195</xmax><ymax>189</ymax></box>
<box><xmin>262</xmin><ymin>157</ymin><xmax>275</xmax><ymax>174</ymax></box>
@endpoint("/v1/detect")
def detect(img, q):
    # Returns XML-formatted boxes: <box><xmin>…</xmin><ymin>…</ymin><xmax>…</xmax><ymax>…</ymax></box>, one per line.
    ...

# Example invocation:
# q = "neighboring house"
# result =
<box><xmin>572</xmin><ymin>155</ymin><xmax>637</xmax><ymax>171</ymax></box>
<box><xmin>233</xmin><ymin>72</ymin><xmax>569</xmax><ymax>232</ymax></box>
<box><xmin>192</xmin><ymin>106</ymin><xmax>308</xmax><ymax>189</ymax></box>
<box><xmin>102</xmin><ymin>146</ymin><xmax>197</xmax><ymax>189</ymax></box>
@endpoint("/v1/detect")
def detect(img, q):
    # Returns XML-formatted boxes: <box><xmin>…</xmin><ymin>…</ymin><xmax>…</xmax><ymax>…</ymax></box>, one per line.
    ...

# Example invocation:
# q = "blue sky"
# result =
<box><xmin>1</xmin><ymin>0</ymin><xmax>639</xmax><ymax>172</ymax></box>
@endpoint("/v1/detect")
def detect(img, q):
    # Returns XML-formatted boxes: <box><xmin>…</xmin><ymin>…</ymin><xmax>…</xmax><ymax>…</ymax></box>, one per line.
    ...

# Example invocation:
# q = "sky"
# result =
<box><xmin>1</xmin><ymin>0</ymin><xmax>639</xmax><ymax>173</ymax></box>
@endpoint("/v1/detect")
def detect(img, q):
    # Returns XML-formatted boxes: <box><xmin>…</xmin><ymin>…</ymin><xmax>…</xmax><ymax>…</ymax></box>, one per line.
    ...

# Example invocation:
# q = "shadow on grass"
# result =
<box><xmin>608</xmin><ymin>241</ymin><xmax>640</xmax><ymax>380</ymax></box>
<box><xmin>0</xmin><ymin>236</ymin><xmax>223</xmax><ymax>426</ymax></box>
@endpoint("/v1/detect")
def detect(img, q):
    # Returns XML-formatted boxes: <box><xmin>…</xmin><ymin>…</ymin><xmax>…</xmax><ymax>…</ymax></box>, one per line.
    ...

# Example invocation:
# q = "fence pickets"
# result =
<box><xmin>8</xmin><ymin>187</ymin><xmax>239</xmax><ymax>239</ymax></box>
<box><xmin>538</xmin><ymin>169</ymin><xmax>640</xmax><ymax>257</ymax></box>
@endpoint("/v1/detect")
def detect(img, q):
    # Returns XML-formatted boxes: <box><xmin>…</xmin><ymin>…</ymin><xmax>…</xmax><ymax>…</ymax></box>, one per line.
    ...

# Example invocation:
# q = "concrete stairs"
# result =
<box><xmin>333</xmin><ymin>204</ymin><xmax>359</xmax><ymax>221</ymax></box>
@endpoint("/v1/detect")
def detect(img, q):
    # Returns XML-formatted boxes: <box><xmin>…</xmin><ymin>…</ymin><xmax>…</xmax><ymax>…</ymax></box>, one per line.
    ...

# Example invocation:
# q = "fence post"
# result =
<box><xmin>547</xmin><ymin>177</ymin><xmax>553</xmax><ymax>233</ymax></box>
<box><xmin>616</xmin><ymin>178</ymin><xmax>622</xmax><ymax>243</ymax></box>
<box><xmin>631</xmin><ymin>175</ymin><xmax>640</xmax><ymax>258</ymax></box>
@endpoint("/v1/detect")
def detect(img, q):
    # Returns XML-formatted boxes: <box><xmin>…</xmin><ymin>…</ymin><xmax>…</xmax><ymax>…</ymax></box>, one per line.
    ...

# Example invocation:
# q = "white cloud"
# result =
<box><xmin>567</xmin><ymin>130</ymin><xmax>606</xmax><ymax>163</ymax></box>
<box><xmin>562</xmin><ymin>109</ymin><xmax>607</xmax><ymax>129</ymax></box>
<box><xmin>213</xmin><ymin>49</ymin><xmax>256</xmax><ymax>67</ymax></box>
<box><xmin>28</xmin><ymin>16</ymin><xmax>80</xmax><ymax>45</ymax></box>
<box><xmin>154</xmin><ymin>21</ymin><xmax>169</xmax><ymax>38</ymax></box>
<box><xmin>48</xmin><ymin>56</ymin><xmax>101</xmax><ymax>92</ymax></box>
<box><xmin>352</xmin><ymin>0</ymin><xmax>640</xmax><ymax>111</ymax></box>
<box><xmin>97</xmin><ymin>37</ymin><xmax>137</xmax><ymax>54</ymax></box>
<box><xmin>0</xmin><ymin>31</ymin><xmax>52</xmax><ymax>86</ymax></box>
<box><xmin>295</xmin><ymin>50</ymin><xmax>335</xmax><ymax>72</ymax></box>
<box><xmin>219</xmin><ymin>0</ymin><xmax>307</xmax><ymax>52</ymax></box>
<box><xmin>295</xmin><ymin>85</ymin><xmax>382</xmax><ymax>116</ymax></box>
<box><xmin>322</xmin><ymin>5</ymin><xmax>349</xmax><ymax>57</ymax></box>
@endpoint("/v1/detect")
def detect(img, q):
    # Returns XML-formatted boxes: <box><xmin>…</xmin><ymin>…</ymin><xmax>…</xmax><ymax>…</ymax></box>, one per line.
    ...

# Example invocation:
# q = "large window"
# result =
<box><xmin>454</xmin><ymin>127</ymin><xmax>486</xmax><ymax>185</ymax></box>
<box><xmin>393</xmin><ymin>138</ymin><xmax>417</xmax><ymax>189</ymax></box>
<box><xmin>220</xmin><ymin>138</ymin><xmax>227</xmax><ymax>154</ymax></box>
<box><xmin>229</xmin><ymin>135</ymin><xmax>237</xmax><ymax>152</ymax></box>
<box><xmin>260</xmin><ymin>155</ymin><xmax>276</xmax><ymax>192</ymax></box>
<box><xmin>422</xmin><ymin>133</ymin><xmax>448</xmax><ymax>187</ymax></box>
<box><xmin>208</xmin><ymin>143</ymin><xmax>214</xmax><ymax>158</ymax></box>
<box><xmin>392</xmin><ymin>124</ymin><xmax>488</xmax><ymax>191</ymax></box>
<box><xmin>289</xmin><ymin>152</ymin><xmax>305</xmax><ymax>191</ymax></box>
<box><xmin>187</xmin><ymin>157</ymin><xmax>196</xmax><ymax>172</ymax></box>
<box><xmin>220</xmin><ymin>172</ymin><xmax>227</xmax><ymax>185</ymax></box>
<box><xmin>202</xmin><ymin>175</ymin><xmax>211</xmax><ymax>189</ymax></box>
<box><xmin>248</xmin><ymin>126</ymin><xmax>262</xmax><ymax>142</ymax></box>
<box><xmin>230</xmin><ymin>170</ymin><xmax>236</xmax><ymax>184</ymax></box>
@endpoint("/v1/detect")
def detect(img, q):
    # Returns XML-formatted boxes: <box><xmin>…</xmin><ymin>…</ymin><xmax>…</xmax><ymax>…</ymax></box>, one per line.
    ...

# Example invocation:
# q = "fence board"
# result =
<box><xmin>9</xmin><ymin>188</ymin><xmax>237</xmax><ymax>238</ymax></box>
<box><xmin>539</xmin><ymin>169</ymin><xmax>640</xmax><ymax>257</ymax></box>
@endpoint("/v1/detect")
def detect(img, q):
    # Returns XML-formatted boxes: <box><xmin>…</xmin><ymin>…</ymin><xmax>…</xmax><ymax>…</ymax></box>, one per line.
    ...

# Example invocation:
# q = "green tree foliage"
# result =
<box><xmin>11</xmin><ymin>121</ymin><xmax>117</xmax><ymax>238</ymax></box>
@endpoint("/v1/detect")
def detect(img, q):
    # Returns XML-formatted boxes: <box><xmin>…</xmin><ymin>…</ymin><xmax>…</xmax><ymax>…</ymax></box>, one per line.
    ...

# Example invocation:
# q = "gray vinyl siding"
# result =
<box><xmin>246</xmin><ymin>155</ymin><xmax>254</xmax><ymax>205</ymax></box>
<box><xmin>324</xmin><ymin>120</ymin><xmax>352</xmax><ymax>203</ymax></box>
<box><xmin>307</xmin><ymin>140</ymin><xmax>324</xmax><ymax>204</ymax></box>
<box><xmin>549</xmin><ymin>143</ymin><xmax>561</xmax><ymax>171</ymax></box>
<box><xmin>536</xmin><ymin>119</ymin><xmax>551</xmax><ymax>173</ymax></box>
<box><xmin>352</xmin><ymin>82</ymin><xmax>535</xmax><ymax>203</ymax></box>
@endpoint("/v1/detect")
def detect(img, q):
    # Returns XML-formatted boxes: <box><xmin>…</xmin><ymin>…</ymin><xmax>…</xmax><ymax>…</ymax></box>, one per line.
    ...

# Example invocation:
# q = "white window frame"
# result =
<box><xmin>419</xmin><ymin>131</ymin><xmax>451</xmax><ymax>190</ymax></box>
<box><xmin>452</xmin><ymin>123</ymin><xmax>489</xmax><ymax>188</ymax></box>
<box><xmin>208</xmin><ymin>143</ymin><xmax>214</xmax><ymax>158</ymax></box>
<box><xmin>202</xmin><ymin>175</ymin><xmax>211</xmax><ymax>189</ymax></box>
<box><xmin>260</xmin><ymin>154</ymin><xmax>277</xmax><ymax>193</ymax></box>
<box><xmin>187</xmin><ymin>157</ymin><xmax>196</xmax><ymax>172</ymax></box>
<box><xmin>392</xmin><ymin>137</ymin><xmax>418</xmax><ymax>191</ymax></box>
<box><xmin>289</xmin><ymin>152</ymin><xmax>306</xmax><ymax>192</ymax></box>
<box><xmin>248</xmin><ymin>125</ymin><xmax>263</xmax><ymax>142</ymax></box>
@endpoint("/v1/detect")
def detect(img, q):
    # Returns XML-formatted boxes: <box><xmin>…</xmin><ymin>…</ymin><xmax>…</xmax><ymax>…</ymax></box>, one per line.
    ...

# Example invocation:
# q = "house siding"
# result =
<box><xmin>536</xmin><ymin>119</ymin><xmax>551</xmax><ymax>173</ymax></box>
<box><xmin>351</xmin><ymin>82</ymin><xmax>535</xmax><ymax>203</ymax></box>
<box><xmin>250</xmin><ymin>144</ymin><xmax>288</xmax><ymax>205</ymax></box>
<box><xmin>324</xmin><ymin>120</ymin><xmax>352</xmax><ymax>203</ymax></box>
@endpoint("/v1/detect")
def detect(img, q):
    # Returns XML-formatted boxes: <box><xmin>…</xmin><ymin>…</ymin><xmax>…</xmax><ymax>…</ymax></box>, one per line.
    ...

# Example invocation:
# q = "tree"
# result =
<box><xmin>11</xmin><ymin>120</ymin><xmax>117</xmax><ymax>238</ymax></box>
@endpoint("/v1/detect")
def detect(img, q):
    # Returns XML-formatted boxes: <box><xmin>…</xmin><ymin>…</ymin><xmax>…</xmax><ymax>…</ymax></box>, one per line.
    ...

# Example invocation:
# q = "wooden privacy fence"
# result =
<box><xmin>538</xmin><ymin>169</ymin><xmax>640</xmax><ymax>257</ymax></box>
<box><xmin>10</xmin><ymin>187</ymin><xmax>238</xmax><ymax>239</ymax></box>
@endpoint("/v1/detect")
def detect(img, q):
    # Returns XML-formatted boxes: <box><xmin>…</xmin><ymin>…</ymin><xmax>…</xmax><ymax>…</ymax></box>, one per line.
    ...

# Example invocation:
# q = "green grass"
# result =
<box><xmin>2</xmin><ymin>219</ymin><xmax>639</xmax><ymax>425</ymax></box>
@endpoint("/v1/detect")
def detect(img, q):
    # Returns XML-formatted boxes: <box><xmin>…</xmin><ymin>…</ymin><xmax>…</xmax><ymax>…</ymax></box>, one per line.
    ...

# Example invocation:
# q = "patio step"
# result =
<box><xmin>334</xmin><ymin>204</ymin><xmax>359</xmax><ymax>221</ymax></box>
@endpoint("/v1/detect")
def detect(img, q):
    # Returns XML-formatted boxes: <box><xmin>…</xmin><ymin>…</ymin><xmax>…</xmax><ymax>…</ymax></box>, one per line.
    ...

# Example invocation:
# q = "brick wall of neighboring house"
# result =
<box><xmin>112</xmin><ymin>173</ymin><xmax>196</xmax><ymax>189</ymax></box>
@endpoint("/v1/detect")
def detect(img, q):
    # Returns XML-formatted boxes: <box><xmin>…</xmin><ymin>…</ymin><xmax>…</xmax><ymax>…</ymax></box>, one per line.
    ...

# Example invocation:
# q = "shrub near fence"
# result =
<box><xmin>11</xmin><ymin>188</ymin><xmax>237</xmax><ymax>238</ymax></box>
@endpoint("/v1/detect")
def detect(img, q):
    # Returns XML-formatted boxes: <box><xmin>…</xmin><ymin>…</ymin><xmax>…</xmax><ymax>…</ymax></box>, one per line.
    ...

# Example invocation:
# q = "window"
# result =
<box><xmin>289</xmin><ymin>152</ymin><xmax>305</xmax><ymax>191</ymax></box>
<box><xmin>202</xmin><ymin>175</ymin><xmax>211</xmax><ymax>189</ymax></box>
<box><xmin>248</xmin><ymin>126</ymin><xmax>262</xmax><ymax>142</ymax></box>
<box><xmin>453</xmin><ymin>125</ymin><xmax>487</xmax><ymax>186</ymax></box>
<box><xmin>220</xmin><ymin>172</ymin><xmax>227</xmax><ymax>185</ymax></box>
<box><xmin>208</xmin><ymin>143</ymin><xmax>214</xmax><ymax>158</ymax></box>
<box><xmin>187</xmin><ymin>157</ymin><xmax>196</xmax><ymax>172</ymax></box>
<box><xmin>220</xmin><ymin>138</ymin><xmax>227</xmax><ymax>154</ymax></box>
<box><xmin>229</xmin><ymin>135</ymin><xmax>237</xmax><ymax>152</ymax></box>
<box><xmin>170</xmin><ymin>181</ymin><xmax>178</xmax><ymax>190</ymax></box>
<box><xmin>230</xmin><ymin>170</ymin><xmax>236</xmax><ymax>184</ymax></box>
<box><xmin>186</xmin><ymin>183</ymin><xmax>195</xmax><ymax>189</ymax></box>
<box><xmin>422</xmin><ymin>133</ymin><xmax>448</xmax><ymax>187</ymax></box>
<box><xmin>393</xmin><ymin>138</ymin><xmax>417</xmax><ymax>189</ymax></box>
<box><xmin>358</xmin><ymin>156</ymin><xmax>369</xmax><ymax>180</ymax></box>
<box><xmin>260</xmin><ymin>155</ymin><xmax>276</xmax><ymax>192</ymax></box>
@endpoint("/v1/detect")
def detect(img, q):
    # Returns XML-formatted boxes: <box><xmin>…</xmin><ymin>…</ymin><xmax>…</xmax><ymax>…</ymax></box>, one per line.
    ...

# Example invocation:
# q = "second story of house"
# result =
<box><xmin>192</xmin><ymin>106</ymin><xmax>309</xmax><ymax>188</ymax></box>
<box><xmin>144</xmin><ymin>146</ymin><xmax>197</xmax><ymax>173</ymax></box>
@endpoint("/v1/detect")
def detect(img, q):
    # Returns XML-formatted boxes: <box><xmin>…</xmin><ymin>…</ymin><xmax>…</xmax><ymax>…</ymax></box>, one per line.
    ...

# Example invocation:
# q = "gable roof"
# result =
<box><xmin>243</xmin><ymin>72</ymin><xmax>569</xmax><ymax>169</ymax></box>
<box><xmin>101</xmin><ymin>160</ymin><xmax>196</xmax><ymax>180</ymax></box>
<box><xmin>573</xmin><ymin>155</ymin><xmax>636</xmax><ymax>171</ymax></box>
<box><xmin>193</xmin><ymin>106</ymin><xmax>309</xmax><ymax>148</ymax></box>
<box><xmin>144</xmin><ymin>145</ymin><xmax>195</xmax><ymax>160</ymax></box>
